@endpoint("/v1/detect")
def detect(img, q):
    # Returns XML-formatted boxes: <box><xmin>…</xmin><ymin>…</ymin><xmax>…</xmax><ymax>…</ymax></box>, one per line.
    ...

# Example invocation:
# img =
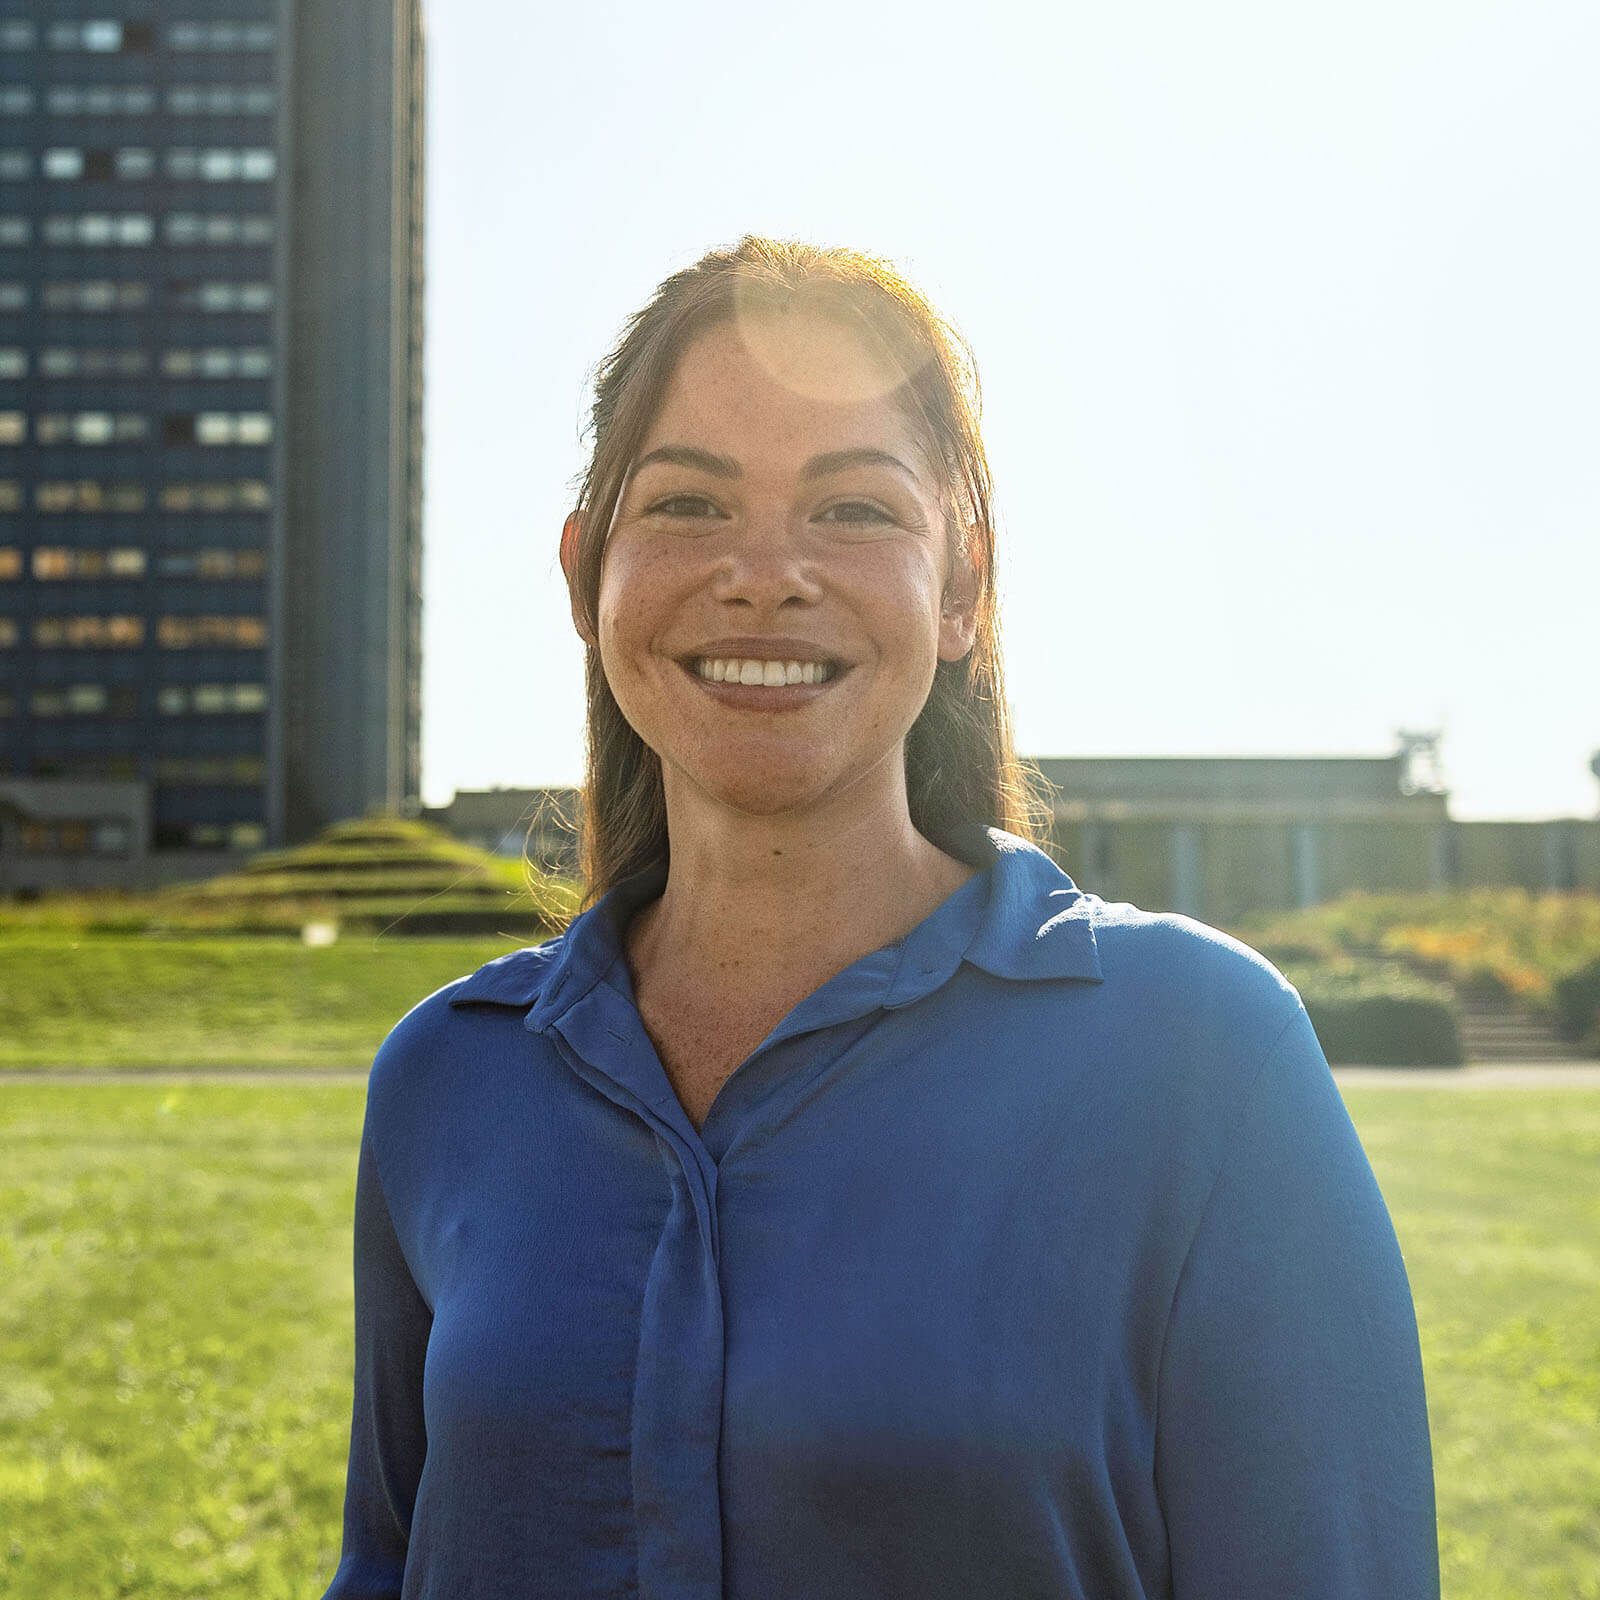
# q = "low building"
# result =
<box><xmin>1035</xmin><ymin>746</ymin><xmax>1600</xmax><ymax>922</ymax></box>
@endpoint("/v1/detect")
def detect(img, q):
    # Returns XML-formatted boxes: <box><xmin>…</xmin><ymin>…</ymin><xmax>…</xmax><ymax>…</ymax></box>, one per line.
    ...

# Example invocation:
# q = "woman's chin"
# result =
<box><xmin>665</xmin><ymin>757</ymin><xmax>857</xmax><ymax>825</ymax></box>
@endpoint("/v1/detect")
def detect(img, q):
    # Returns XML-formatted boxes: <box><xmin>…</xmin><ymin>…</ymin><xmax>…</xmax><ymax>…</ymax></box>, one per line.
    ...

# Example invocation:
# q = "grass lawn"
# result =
<box><xmin>1</xmin><ymin>1083</ymin><xmax>1596</xmax><ymax>1598</ymax></box>
<box><xmin>0</xmin><ymin>933</ymin><xmax>521</xmax><ymax>1068</ymax></box>
<box><xmin>1346</xmin><ymin>1087</ymin><xmax>1600</xmax><ymax>1598</ymax></box>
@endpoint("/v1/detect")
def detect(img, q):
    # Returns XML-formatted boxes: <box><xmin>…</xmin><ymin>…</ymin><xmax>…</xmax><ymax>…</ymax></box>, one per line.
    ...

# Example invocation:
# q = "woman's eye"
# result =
<box><xmin>646</xmin><ymin>494</ymin><xmax>721</xmax><ymax>518</ymax></box>
<box><xmin>815</xmin><ymin>501</ymin><xmax>894</xmax><ymax>527</ymax></box>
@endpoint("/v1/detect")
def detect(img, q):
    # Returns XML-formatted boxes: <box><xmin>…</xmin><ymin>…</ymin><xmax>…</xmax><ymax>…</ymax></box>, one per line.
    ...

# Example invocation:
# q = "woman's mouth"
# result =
<box><xmin>691</xmin><ymin>657</ymin><xmax>840</xmax><ymax>686</ymax></box>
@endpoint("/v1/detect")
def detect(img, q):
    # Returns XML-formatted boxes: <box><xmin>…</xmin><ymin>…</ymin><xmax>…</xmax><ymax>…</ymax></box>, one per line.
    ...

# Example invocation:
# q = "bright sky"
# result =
<box><xmin>419</xmin><ymin>0</ymin><xmax>1600</xmax><ymax>821</ymax></box>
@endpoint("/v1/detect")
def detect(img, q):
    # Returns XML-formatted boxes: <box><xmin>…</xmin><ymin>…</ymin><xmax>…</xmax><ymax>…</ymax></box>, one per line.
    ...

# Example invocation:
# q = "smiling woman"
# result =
<box><xmin>321</xmin><ymin>239</ymin><xmax>1441</xmax><ymax>1600</ymax></box>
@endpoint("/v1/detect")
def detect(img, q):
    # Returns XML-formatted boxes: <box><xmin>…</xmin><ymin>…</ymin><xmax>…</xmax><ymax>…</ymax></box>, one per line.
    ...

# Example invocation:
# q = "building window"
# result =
<box><xmin>46</xmin><ymin>86</ymin><xmax>157</xmax><ymax>115</ymax></box>
<box><xmin>168</xmin><ymin>22</ymin><xmax>276</xmax><ymax>52</ymax></box>
<box><xmin>36</xmin><ymin>413</ymin><xmax>150</xmax><ymax>445</ymax></box>
<box><xmin>166</xmin><ymin>148</ymin><xmax>277</xmax><ymax>182</ymax></box>
<box><xmin>202</xmin><ymin>548</ymin><xmax>264</xmax><ymax>579</ymax></box>
<box><xmin>0</xmin><ymin>349</ymin><xmax>23</xmax><ymax>377</ymax></box>
<box><xmin>154</xmin><ymin>757</ymin><xmax>266</xmax><ymax>787</ymax></box>
<box><xmin>41</xmin><ymin>147</ymin><xmax>157</xmax><ymax>180</ymax></box>
<box><xmin>0</xmin><ymin>20</ymin><xmax>36</xmax><ymax>50</ymax></box>
<box><xmin>166</xmin><ymin>281</ymin><xmax>273</xmax><ymax>314</ymax></box>
<box><xmin>32</xmin><ymin>547</ymin><xmax>147</xmax><ymax>579</ymax></box>
<box><xmin>38</xmin><ymin>349</ymin><xmax>148</xmax><ymax>379</ymax></box>
<box><xmin>0</xmin><ymin>88</ymin><xmax>35</xmax><ymax>115</ymax></box>
<box><xmin>160</xmin><ymin>347</ymin><xmax>272</xmax><ymax>379</ymax></box>
<box><xmin>159</xmin><ymin>681</ymin><xmax>268</xmax><ymax>715</ymax></box>
<box><xmin>155</xmin><ymin>548</ymin><xmax>266</xmax><ymax>580</ymax></box>
<box><xmin>157</xmin><ymin>615</ymin><xmax>268</xmax><ymax>649</ymax></box>
<box><xmin>32</xmin><ymin>615</ymin><xmax>145</xmax><ymax>648</ymax></box>
<box><xmin>166</xmin><ymin>412</ymin><xmax>273</xmax><ymax>446</ymax></box>
<box><xmin>0</xmin><ymin>481</ymin><xmax>19</xmax><ymax>510</ymax></box>
<box><xmin>17</xmin><ymin>817</ymin><xmax>132</xmax><ymax>855</ymax></box>
<box><xmin>0</xmin><ymin>150</ymin><xmax>30</xmax><ymax>179</ymax></box>
<box><xmin>156</xmin><ymin>480</ymin><xmax>270</xmax><ymax>513</ymax></box>
<box><xmin>0</xmin><ymin>687</ymin><xmax>13</xmax><ymax>714</ymax></box>
<box><xmin>92</xmin><ymin>821</ymin><xmax>132</xmax><ymax>854</ymax></box>
<box><xmin>43</xmin><ymin>281</ymin><xmax>150</xmax><ymax>313</ymax></box>
<box><xmin>0</xmin><ymin>618</ymin><xmax>17</xmax><ymax>646</ymax></box>
<box><xmin>30</xmin><ymin>684</ymin><xmax>136</xmax><ymax>718</ymax></box>
<box><xmin>0</xmin><ymin>412</ymin><xmax>22</xmax><ymax>444</ymax></box>
<box><xmin>0</xmin><ymin>283</ymin><xmax>26</xmax><ymax>310</ymax></box>
<box><xmin>164</xmin><ymin>214</ymin><xmax>275</xmax><ymax>247</ymax></box>
<box><xmin>167</xmin><ymin>86</ymin><xmax>276</xmax><ymax>117</ymax></box>
<box><xmin>43</xmin><ymin>213</ymin><xmax>155</xmax><ymax>247</ymax></box>
<box><xmin>35</xmin><ymin>481</ymin><xmax>148</xmax><ymax>513</ymax></box>
<box><xmin>0</xmin><ymin>546</ymin><xmax>20</xmax><ymax>579</ymax></box>
<box><xmin>0</xmin><ymin>217</ymin><xmax>30</xmax><ymax>245</ymax></box>
<box><xmin>46</xmin><ymin>20</ymin><xmax>152</xmax><ymax>53</ymax></box>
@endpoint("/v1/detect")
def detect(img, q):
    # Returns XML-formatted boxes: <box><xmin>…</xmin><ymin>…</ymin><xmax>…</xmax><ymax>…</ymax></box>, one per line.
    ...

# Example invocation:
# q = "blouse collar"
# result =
<box><xmin>447</xmin><ymin>825</ymin><xmax>1103</xmax><ymax>1028</ymax></box>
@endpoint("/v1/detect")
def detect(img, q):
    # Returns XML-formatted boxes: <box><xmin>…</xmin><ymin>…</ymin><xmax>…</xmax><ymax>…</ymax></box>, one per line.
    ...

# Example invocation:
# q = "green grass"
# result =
<box><xmin>1346</xmin><ymin>1088</ymin><xmax>1600</xmax><ymax>1598</ymax></box>
<box><xmin>1</xmin><ymin>1084</ymin><xmax>1596</xmax><ymax>1598</ymax></box>
<box><xmin>0</xmin><ymin>933</ymin><xmax>528</xmax><ymax>1068</ymax></box>
<box><xmin>0</xmin><ymin>1084</ymin><xmax>362</xmax><ymax>1597</ymax></box>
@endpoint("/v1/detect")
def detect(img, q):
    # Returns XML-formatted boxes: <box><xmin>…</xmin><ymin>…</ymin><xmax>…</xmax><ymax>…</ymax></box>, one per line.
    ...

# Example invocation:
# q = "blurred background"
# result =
<box><xmin>0</xmin><ymin>2</ymin><xmax>1596</xmax><ymax>1596</ymax></box>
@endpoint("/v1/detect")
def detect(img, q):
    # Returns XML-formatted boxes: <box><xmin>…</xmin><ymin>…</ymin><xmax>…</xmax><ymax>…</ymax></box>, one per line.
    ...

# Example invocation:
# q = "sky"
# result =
<box><xmin>417</xmin><ymin>0</ymin><xmax>1600</xmax><ymax>821</ymax></box>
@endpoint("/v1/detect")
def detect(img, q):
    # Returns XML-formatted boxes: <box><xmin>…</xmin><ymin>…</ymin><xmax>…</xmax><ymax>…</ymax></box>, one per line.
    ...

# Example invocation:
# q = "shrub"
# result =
<box><xmin>1551</xmin><ymin>957</ymin><xmax>1600</xmax><ymax>1054</ymax></box>
<box><xmin>1283</xmin><ymin>961</ymin><xmax>1464</xmax><ymax>1067</ymax></box>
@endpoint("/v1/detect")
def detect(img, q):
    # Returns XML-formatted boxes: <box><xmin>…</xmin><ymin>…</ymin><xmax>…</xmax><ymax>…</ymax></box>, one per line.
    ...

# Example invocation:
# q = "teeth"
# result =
<box><xmin>693</xmin><ymin>657</ymin><xmax>834</xmax><ymax>686</ymax></box>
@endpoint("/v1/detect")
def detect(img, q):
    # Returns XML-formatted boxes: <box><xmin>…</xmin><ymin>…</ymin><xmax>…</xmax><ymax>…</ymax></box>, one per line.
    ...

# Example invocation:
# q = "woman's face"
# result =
<box><xmin>579</xmin><ymin>311</ymin><xmax>977</xmax><ymax>825</ymax></box>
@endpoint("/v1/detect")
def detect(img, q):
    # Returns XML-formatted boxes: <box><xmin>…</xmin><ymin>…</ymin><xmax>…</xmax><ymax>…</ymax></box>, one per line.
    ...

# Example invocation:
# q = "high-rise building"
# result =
<box><xmin>0</xmin><ymin>0</ymin><xmax>423</xmax><ymax>890</ymax></box>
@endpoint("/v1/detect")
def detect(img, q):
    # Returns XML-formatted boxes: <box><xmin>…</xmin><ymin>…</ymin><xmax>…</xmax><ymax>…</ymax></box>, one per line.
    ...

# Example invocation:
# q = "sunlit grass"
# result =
<box><xmin>1</xmin><ymin>1084</ymin><xmax>1595</xmax><ymax>1597</ymax></box>
<box><xmin>0</xmin><ymin>933</ymin><xmax>519</xmax><ymax>1068</ymax></box>
<box><xmin>1347</xmin><ymin>1088</ymin><xmax>1600</xmax><ymax>1599</ymax></box>
<box><xmin>0</xmin><ymin>1085</ymin><xmax>362</xmax><ymax>1597</ymax></box>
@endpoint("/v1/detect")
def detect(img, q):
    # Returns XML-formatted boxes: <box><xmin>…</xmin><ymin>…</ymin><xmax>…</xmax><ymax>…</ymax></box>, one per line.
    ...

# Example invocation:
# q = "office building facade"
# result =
<box><xmin>0</xmin><ymin>0</ymin><xmax>423</xmax><ymax>890</ymax></box>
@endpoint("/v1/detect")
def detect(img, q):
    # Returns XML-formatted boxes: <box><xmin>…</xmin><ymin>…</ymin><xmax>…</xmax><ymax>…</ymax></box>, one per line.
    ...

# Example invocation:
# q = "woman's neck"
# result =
<box><xmin>627</xmin><ymin>774</ymin><xmax>976</xmax><ymax>1000</ymax></box>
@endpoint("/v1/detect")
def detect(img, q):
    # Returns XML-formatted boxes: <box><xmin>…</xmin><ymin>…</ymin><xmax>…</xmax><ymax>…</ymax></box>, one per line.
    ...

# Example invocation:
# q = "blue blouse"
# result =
<box><xmin>323</xmin><ymin>827</ymin><xmax>1438</xmax><ymax>1600</ymax></box>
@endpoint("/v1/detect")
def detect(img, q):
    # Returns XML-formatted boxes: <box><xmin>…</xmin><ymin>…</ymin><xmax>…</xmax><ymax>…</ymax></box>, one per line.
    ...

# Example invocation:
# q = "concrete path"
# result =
<box><xmin>1333</xmin><ymin>1063</ymin><xmax>1600</xmax><ymax>1088</ymax></box>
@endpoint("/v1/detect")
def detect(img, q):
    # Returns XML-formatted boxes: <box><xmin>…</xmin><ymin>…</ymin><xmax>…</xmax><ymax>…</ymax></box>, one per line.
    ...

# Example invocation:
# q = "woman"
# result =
<box><xmin>323</xmin><ymin>238</ymin><xmax>1439</xmax><ymax>1599</ymax></box>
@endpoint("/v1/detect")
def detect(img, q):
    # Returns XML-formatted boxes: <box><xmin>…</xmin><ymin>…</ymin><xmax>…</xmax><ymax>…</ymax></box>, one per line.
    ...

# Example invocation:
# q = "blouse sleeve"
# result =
<box><xmin>1154</xmin><ymin>1001</ymin><xmax>1440</xmax><ymax>1599</ymax></box>
<box><xmin>320</xmin><ymin>1119</ymin><xmax>432</xmax><ymax>1600</ymax></box>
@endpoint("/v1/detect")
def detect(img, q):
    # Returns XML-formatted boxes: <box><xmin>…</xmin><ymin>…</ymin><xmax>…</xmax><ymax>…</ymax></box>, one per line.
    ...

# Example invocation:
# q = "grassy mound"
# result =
<box><xmin>0</xmin><ymin>815</ymin><xmax>581</xmax><ymax>938</ymax></box>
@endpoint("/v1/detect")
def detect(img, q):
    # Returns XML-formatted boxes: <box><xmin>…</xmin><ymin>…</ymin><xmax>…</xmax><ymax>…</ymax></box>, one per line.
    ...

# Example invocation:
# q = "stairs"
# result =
<box><xmin>1454</xmin><ymin>996</ymin><xmax>1574</xmax><ymax>1063</ymax></box>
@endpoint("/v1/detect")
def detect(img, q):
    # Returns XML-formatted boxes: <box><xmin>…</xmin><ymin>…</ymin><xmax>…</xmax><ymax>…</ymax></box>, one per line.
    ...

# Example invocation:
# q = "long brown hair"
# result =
<box><xmin>565</xmin><ymin>236</ymin><xmax>1044</xmax><ymax>904</ymax></box>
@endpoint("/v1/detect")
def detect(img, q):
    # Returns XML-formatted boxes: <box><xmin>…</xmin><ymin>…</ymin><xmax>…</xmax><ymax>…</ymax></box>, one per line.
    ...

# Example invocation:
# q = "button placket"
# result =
<box><xmin>539</xmin><ymin>989</ymin><xmax>728</xmax><ymax>1600</ymax></box>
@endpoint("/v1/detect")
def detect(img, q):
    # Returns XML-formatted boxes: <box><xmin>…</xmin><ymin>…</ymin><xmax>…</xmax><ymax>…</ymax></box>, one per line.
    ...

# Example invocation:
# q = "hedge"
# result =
<box><xmin>1282</xmin><ymin>962</ymin><xmax>1464</xmax><ymax>1067</ymax></box>
<box><xmin>1552</xmin><ymin>957</ymin><xmax>1600</xmax><ymax>1054</ymax></box>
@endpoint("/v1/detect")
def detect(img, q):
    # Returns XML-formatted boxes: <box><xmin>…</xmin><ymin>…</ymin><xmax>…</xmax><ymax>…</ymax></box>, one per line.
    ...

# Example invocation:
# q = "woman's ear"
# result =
<box><xmin>560</xmin><ymin>511</ymin><xmax>599</xmax><ymax>648</ymax></box>
<box><xmin>937</xmin><ymin>542</ymin><xmax>980</xmax><ymax>662</ymax></box>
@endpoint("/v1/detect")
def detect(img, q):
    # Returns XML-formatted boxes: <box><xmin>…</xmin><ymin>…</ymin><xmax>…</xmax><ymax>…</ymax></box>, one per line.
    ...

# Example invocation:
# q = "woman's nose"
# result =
<box><xmin>709</xmin><ymin>516</ymin><xmax>823</xmax><ymax>610</ymax></box>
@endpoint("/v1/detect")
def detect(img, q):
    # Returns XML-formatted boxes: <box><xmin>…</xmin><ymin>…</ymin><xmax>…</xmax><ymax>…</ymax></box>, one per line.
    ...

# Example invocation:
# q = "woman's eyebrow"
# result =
<box><xmin>631</xmin><ymin>445</ymin><xmax>922</xmax><ymax>484</ymax></box>
<box><xmin>633</xmin><ymin>445</ymin><xmax>741</xmax><ymax>478</ymax></box>
<box><xmin>800</xmin><ymin>448</ymin><xmax>920</xmax><ymax>483</ymax></box>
